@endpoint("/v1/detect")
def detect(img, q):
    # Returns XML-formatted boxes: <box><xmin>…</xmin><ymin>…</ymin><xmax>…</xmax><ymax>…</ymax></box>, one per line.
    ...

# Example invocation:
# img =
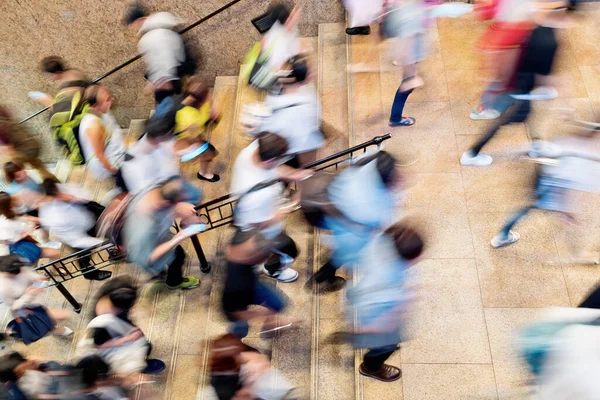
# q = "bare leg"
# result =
<box><xmin>41</xmin><ymin>248</ymin><xmax>60</xmax><ymax>261</ymax></box>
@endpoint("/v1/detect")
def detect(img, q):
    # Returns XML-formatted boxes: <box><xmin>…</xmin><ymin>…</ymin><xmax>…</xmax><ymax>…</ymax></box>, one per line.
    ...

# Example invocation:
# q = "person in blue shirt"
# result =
<box><xmin>3</xmin><ymin>162</ymin><xmax>43</xmax><ymax>217</ymax></box>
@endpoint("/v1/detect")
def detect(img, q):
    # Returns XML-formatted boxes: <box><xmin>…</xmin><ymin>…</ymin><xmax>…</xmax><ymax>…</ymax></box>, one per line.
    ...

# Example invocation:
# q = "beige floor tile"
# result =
<box><xmin>404</xmin><ymin>172</ymin><xmax>467</xmax><ymax>213</ymax></box>
<box><xmin>456</xmin><ymin>132</ymin><xmax>535</xmax><ymax>213</ymax></box>
<box><xmin>401</xmin><ymin>364</ymin><xmax>497</xmax><ymax>400</ymax></box>
<box><xmin>527</xmin><ymin>97</ymin><xmax>595</xmax><ymax>141</ymax></box>
<box><xmin>316</xmin><ymin>318</ymin><xmax>356</xmax><ymax>399</ymax></box>
<box><xmin>446</xmin><ymin>70</ymin><xmax>525</xmax><ymax>136</ymax></box>
<box><xmin>168</xmin><ymin>354</ymin><xmax>203</xmax><ymax>400</ymax></box>
<box><xmin>401</xmin><ymin>259</ymin><xmax>491</xmax><ymax>364</ymax></box>
<box><xmin>579</xmin><ymin>66</ymin><xmax>600</xmax><ymax>118</ymax></box>
<box><xmin>485</xmin><ymin>308</ymin><xmax>542</xmax><ymax>399</ymax></box>
<box><xmin>320</xmin><ymin>23</ymin><xmax>348</xmax><ymax>89</ymax></box>
<box><xmin>437</xmin><ymin>18</ymin><xmax>489</xmax><ymax>71</ymax></box>
<box><xmin>383</xmin><ymin>101</ymin><xmax>458</xmax><ymax>172</ymax></box>
<box><xmin>566</xmin><ymin>10</ymin><xmax>600</xmax><ymax>66</ymax></box>
<box><xmin>469</xmin><ymin>212</ymin><xmax>571</xmax><ymax>308</ymax></box>
<box><xmin>404</xmin><ymin>210</ymin><xmax>475</xmax><ymax>259</ymax></box>
<box><xmin>321</xmin><ymin>87</ymin><xmax>350</xmax><ymax>154</ymax></box>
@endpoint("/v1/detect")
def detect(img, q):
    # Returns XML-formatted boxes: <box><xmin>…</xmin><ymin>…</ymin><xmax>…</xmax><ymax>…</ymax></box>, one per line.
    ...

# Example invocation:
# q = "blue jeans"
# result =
<box><xmin>500</xmin><ymin>206</ymin><xmax>534</xmax><ymax>238</ymax></box>
<box><xmin>389</xmin><ymin>89</ymin><xmax>413</xmax><ymax>123</ymax></box>
<box><xmin>228</xmin><ymin>281</ymin><xmax>287</xmax><ymax>338</ymax></box>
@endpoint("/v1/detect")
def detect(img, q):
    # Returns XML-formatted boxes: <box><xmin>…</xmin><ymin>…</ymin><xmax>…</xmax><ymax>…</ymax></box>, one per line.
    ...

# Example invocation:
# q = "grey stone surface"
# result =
<box><xmin>0</xmin><ymin>0</ymin><xmax>344</xmax><ymax>161</ymax></box>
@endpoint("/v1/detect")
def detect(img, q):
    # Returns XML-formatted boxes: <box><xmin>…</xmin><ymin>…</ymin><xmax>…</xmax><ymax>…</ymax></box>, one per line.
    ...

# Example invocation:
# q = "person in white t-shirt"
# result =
<box><xmin>79</xmin><ymin>85</ymin><xmax>127</xmax><ymax>189</ymax></box>
<box><xmin>120</xmin><ymin>115</ymin><xmax>202</xmax><ymax>204</ymax></box>
<box><xmin>262</xmin><ymin>59</ymin><xmax>324</xmax><ymax>167</ymax></box>
<box><xmin>230</xmin><ymin>132</ymin><xmax>312</xmax><ymax>282</ymax></box>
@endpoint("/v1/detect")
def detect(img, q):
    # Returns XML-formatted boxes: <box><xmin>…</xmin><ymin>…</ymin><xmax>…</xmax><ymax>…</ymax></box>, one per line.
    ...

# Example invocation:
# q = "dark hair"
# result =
<box><xmin>159</xmin><ymin>177</ymin><xmax>183</xmax><ymax>203</ymax></box>
<box><xmin>109</xmin><ymin>287</ymin><xmax>137</xmax><ymax>310</ymax></box>
<box><xmin>124</xmin><ymin>2</ymin><xmax>149</xmax><ymax>25</ymax></box>
<box><xmin>184</xmin><ymin>77</ymin><xmax>210</xmax><ymax>106</ymax></box>
<box><xmin>3</xmin><ymin>161</ymin><xmax>23</xmax><ymax>183</ymax></box>
<box><xmin>385</xmin><ymin>225</ymin><xmax>424</xmax><ymax>260</ymax></box>
<box><xmin>257</xmin><ymin>132</ymin><xmax>288</xmax><ymax>162</ymax></box>
<box><xmin>269</xmin><ymin>3</ymin><xmax>291</xmax><ymax>24</ymax></box>
<box><xmin>0</xmin><ymin>352</ymin><xmax>26</xmax><ymax>382</ymax></box>
<box><xmin>75</xmin><ymin>355</ymin><xmax>110</xmax><ymax>388</ymax></box>
<box><xmin>41</xmin><ymin>56</ymin><xmax>66</xmax><ymax>74</ymax></box>
<box><xmin>41</xmin><ymin>178</ymin><xmax>60</xmax><ymax>197</ymax></box>
<box><xmin>146</xmin><ymin>112</ymin><xmax>176</xmax><ymax>140</ymax></box>
<box><xmin>355</xmin><ymin>151</ymin><xmax>397</xmax><ymax>187</ymax></box>
<box><xmin>0</xmin><ymin>255</ymin><xmax>24</xmax><ymax>276</ymax></box>
<box><xmin>84</xmin><ymin>84</ymin><xmax>102</xmax><ymax>106</ymax></box>
<box><xmin>289</xmin><ymin>59</ymin><xmax>308</xmax><ymax>83</ymax></box>
<box><xmin>0</xmin><ymin>192</ymin><xmax>15</xmax><ymax>220</ymax></box>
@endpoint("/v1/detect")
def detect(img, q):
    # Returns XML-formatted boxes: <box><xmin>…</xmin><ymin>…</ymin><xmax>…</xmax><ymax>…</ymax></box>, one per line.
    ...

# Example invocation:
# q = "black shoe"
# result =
<box><xmin>305</xmin><ymin>275</ymin><xmax>346</xmax><ymax>292</ymax></box>
<box><xmin>346</xmin><ymin>26</ymin><xmax>371</xmax><ymax>35</ymax></box>
<box><xmin>143</xmin><ymin>359</ymin><xmax>166</xmax><ymax>374</ymax></box>
<box><xmin>84</xmin><ymin>270</ymin><xmax>112</xmax><ymax>281</ymax></box>
<box><xmin>197</xmin><ymin>172</ymin><xmax>220</xmax><ymax>182</ymax></box>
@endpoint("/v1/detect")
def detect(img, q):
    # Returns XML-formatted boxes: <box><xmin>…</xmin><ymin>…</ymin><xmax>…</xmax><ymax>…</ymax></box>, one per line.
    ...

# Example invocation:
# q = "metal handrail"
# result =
<box><xmin>36</xmin><ymin>134</ymin><xmax>391</xmax><ymax>311</ymax></box>
<box><xmin>18</xmin><ymin>0</ymin><xmax>245</xmax><ymax>125</ymax></box>
<box><xmin>193</xmin><ymin>134</ymin><xmax>392</xmax><ymax>231</ymax></box>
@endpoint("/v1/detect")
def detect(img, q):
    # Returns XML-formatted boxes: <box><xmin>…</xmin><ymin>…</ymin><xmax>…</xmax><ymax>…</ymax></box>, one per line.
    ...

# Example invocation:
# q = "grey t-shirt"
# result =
<box><xmin>123</xmin><ymin>191</ymin><xmax>175</xmax><ymax>275</ymax></box>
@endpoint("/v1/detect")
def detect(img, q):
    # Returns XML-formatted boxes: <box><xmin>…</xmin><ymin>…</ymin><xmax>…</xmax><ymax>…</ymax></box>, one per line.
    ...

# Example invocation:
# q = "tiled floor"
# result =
<box><xmin>344</xmin><ymin>4</ymin><xmax>600</xmax><ymax>400</ymax></box>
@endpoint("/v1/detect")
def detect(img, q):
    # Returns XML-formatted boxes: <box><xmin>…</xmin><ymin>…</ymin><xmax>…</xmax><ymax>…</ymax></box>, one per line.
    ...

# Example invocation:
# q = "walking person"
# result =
<box><xmin>122</xmin><ymin>177</ymin><xmax>202</xmax><ymax>290</ymax></box>
<box><xmin>0</xmin><ymin>192</ymin><xmax>60</xmax><ymax>266</ymax></box>
<box><xmin>307</xmin><ymin>151</ymin><xmax>401</xmax><ymax>291</ymax></box>
<box><xmin>3</xmin><ymin>161</ymin><xmax>45</xmax><ymax>217</ymax></box>
<box><xmin>0</xmin><ymin>255</ymin><xmax>73</xmax><ymax>341</ymax></box>
<box><xmin>0</xmin><ymin>106</ymin><xmax>54</xmax><ymax>181</ymax></box>
<box><xmin>78</xmin><ymin>85</ymin><xmax>127</xmax><ymax>189</ymax></box>
<box><xmin>470</xmin><ymin>0</ymin><xmax>534</xmax><ymax>120</ymax></box>
<box><xmin>347</xmin><ymin>224</ymin><xmax>424</xmax><ymax>382</ymax></box>
<box><xmin>173</xmin><ymin>76</ymin><xmax>221</xmax><ymax>182</ymax></box>
<box><xmin>230</xmin><ymin>132</ymin><xmax>312</xmax><ymax>282</ymax></box>
<box><xmin>261</xmin><ymin>59</ymin><xmax>325</xmax><ymax>166</ymax></box>
<box><xmin>78</xmin><ymin>276</ymin><xmax>165</xmax><ymax>378</ymax></box>
<box><xmin>489</xmin><ymin>135</ymin><xmax>600</xmax><ymax>264</ymax></box>
<box><xmin>222</xmin><ymin>214</ymin><xmax>295</xmax><ymax>339</ymax></box>
<box><xmin>461</xmin><ymin>0</ymin><xmax>566</xmax><ymax>167</ymax></box>
<box><xmin>124</xmin><ymin>3</ymin><xmax>194</xmax><ymax>103</ymax></box>
<box><xmin>37</xmin><ymin>178</ymin><xmax>112</xmax><ymax>281</ymax></box>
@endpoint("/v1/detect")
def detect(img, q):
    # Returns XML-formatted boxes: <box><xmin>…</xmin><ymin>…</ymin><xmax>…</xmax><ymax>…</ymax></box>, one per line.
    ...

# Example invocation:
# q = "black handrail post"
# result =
<box><xmin>190</xmin><ymin>235</ymin><xmax>211</xmax><ymax>273</ymax></box>
<box><xmin>55</xmin><ymin>283</ymin><xmax>82</xmax><ymax>313</ymax></box>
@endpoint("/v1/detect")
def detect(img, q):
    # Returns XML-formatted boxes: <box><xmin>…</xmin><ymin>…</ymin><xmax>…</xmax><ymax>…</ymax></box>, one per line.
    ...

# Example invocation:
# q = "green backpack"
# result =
<box><xmin>49</xmin><ymin>89</ymin><xmax>88</xmax><ymax>165</ymax></box>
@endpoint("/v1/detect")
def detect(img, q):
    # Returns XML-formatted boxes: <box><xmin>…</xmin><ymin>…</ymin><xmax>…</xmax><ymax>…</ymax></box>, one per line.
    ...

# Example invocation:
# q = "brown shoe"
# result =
<box><xmin>359</xmin><ymin>363</ymin><xmax>401</xmax><ymax>382</ymax></box>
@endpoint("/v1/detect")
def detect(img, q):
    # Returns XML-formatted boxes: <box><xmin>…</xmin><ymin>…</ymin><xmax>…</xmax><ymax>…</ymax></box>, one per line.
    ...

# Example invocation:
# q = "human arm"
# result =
<box><xmin>148</xmin><ymin>227</ymin><xmax>201</xmax><ymax>264</ymax></box>
<box><xmin>94</xmin><ymin>327</ymin><xmax>144</xmax><ymax>349</ymax></box>
<box><xmin>276</xmin><ymin>164</ymin><xmax>313</xmax><ymax>182</ymax></box>
<box><xmin>86</xmin><ymin>119</ymin><xmax>117</xmax><ymax>174</ymax></box>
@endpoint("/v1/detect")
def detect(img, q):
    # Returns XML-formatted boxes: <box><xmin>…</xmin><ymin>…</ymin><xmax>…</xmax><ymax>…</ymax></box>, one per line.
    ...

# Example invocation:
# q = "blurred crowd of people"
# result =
<box><xmin>0</xmin><ymin>0</ymin><xmax>597</xmax><ymax>398</ymax></box>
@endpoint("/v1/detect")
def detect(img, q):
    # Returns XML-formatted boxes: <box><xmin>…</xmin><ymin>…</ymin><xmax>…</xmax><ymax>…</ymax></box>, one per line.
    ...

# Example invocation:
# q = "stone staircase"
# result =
<box><xmin>4</xmin><ymin>8</ymin><xmax>600</xmax><ymax>398</ymax></box>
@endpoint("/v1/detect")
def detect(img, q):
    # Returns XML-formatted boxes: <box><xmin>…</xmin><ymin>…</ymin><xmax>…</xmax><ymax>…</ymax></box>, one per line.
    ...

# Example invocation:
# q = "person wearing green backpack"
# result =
<box><xmin>34</xmin><ymin>56</ymin><xmax>91</xmax><ymax>166</ymax></box>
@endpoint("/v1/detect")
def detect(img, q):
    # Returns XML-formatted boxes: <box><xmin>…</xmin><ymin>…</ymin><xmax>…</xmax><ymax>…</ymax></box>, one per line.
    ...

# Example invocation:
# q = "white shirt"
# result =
<box><xmin>263</xmin><ymin>85</ymin><xmax>325</xmax><ymax>155</ymax></box>
<box><xmin>0</xmin><ymin>267</ymin><xmax>41</xmax><ymax>310</ymax></box>
<box><xmin>80</xmin><ymin>111</ymin><xmax>126</xmax><ymax>180</ymax></box>
<box><xmin>120</xmin><ymin>135</ymin><xmax>180</xmax><ymax>196</ymax></box>
<box><xmin>262</xmin><ymin>21</ymin><xmax>301</xmax><ymax>71</ymax></box>
<box><xmin>230</xmin><ymin>141</ymin><xmax>284</xmax><ymax>236</ymax></box>
<box><xmin>138</xmin><ymin>12</ymin><xmax>185</xmax><ymax>84</ymax></box>
<box><xmin>0</xmin><ymin>216</ymin><xmax>34</xmax><ymax>244</ymax></box>
<box><xmin>38</xmin><ymin>184</ymin><xmax>103</xmax><ymax>249</ymax></box>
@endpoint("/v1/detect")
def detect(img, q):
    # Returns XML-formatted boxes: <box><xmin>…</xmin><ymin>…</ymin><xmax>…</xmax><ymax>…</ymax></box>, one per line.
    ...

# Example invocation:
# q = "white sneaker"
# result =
<box><xmin>53</xmin><ymin>327</ymin><xmax>73</xmax><ymax>336</ymax></box>
<box><xmin>511</xmin><ymin>86</ymin><xmax>558</xmax><ymax>101</ymax></box>
<box><xmin>470</xmin><ymin>109</ymin><xmax>501</xmax><ymax>120</ymax></box>
<box><xmin>491</xmin><ymin>231</ymin><xmax>520</xmax><ymax>248</ymax></box>
<box><xmin>42</xmin><ymin>241</ymin><xmax>62</xmax><ymax>250</ymax></box>
<box><xmin>460</xmin><ymin>151</ymin><xmax>493</xmax><ymax>167</ymax></box>
<box><xmin>262</xmin><ymin>266</ymin><xmax>299</xmax><ymax>283</ymax></box>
